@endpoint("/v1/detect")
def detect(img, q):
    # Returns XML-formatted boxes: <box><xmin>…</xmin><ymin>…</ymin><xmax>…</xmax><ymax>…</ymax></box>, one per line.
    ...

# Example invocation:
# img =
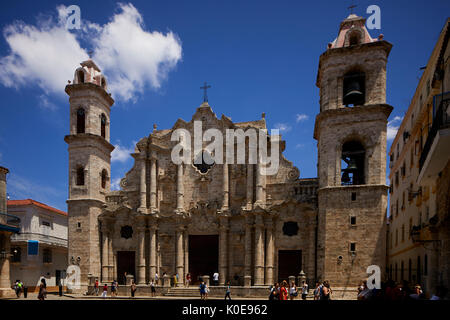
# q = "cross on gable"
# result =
<box><xmin>200</xmin><ymin>82</ymin><xmax>211</xmax><ymax>102</ymax></box>
<box><xmin>348</xmin><ymin>3</ymin><xmax>357</xmax><ymax>14</ymax></box>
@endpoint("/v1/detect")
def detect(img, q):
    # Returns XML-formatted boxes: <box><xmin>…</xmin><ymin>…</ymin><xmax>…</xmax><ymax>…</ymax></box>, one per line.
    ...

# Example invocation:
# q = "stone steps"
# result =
<box><xmin>165</xmin><ymin>287</ymin><xmax>201</xmax><ymax>297</ymax></box>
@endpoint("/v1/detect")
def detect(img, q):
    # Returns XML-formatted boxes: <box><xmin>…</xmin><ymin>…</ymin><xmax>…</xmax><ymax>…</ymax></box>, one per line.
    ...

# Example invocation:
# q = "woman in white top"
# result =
<box><xmin>289</xmin><ymin>281</ymin><xmax>298</xmax><ymax>300</ymax></box>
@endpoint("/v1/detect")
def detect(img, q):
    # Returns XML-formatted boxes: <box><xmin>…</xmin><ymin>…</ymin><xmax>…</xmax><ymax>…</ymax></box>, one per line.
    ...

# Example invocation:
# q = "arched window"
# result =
<box><xmin>77</xmin><ymin>70</ymin><xmax>85</xmax><ymax>84</ymax></box>
<box><xmin>101</xmin><ymin>169</ymin><xmax>108</xmax><ymax>189</ymax></box>
<box><xmin>101</xmin><ymin>114</ymin><xmax>106</xmax><ymax>138</ymax></box>
<box><xmin>343</xmin><ymin>71</ymin><xmax>365</xmax><ymax>106</ymax></box>
<box><xmin>76</xmin><ymin>167</ymin><xmax>85</xmax><ymax>186</ymax></box>
<box><xmin>77</xmin><ymin>108</ymin><xmax>85</xmax><ymax>134</ymax></box>
<box><xmin>341</xmin><ymin>141</ymin><xmax>365</xmax><ymax>185</ymax></box>
<box><xmin>349</xmin><ymin>31</ymin><xmax>360</xmax><ymax>46</ymax></box>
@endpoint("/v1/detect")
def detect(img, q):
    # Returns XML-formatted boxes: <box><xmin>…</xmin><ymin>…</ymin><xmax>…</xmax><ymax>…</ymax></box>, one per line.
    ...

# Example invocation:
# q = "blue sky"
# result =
<box><xmin>0</xmin><ymin>0</ymin><xmax>448</xmax><ymax>211</ymax></box>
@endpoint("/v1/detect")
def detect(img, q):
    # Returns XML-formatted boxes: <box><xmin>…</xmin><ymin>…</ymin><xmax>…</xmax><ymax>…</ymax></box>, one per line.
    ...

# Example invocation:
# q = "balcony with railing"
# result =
<box><xmin>418</xmin><ymin>94</ymin><xmax>450</xmax><ymax>183</ymax></box>
<box><xmin>10</xmin><ymin>232</ymin><xmax>68</xmax><ymax>248</ymax></box>
<box><xmin>0</xmin><ymin>211</ymin><xmax>21</xmax><ymax>233</ymax></box>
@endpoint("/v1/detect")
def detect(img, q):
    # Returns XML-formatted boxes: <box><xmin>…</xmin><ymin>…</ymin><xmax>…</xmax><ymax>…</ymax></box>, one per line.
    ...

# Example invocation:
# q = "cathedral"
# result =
<box><xmin>65</xmin><ymin>14</ymin><xmax>392</xmax><ymax>299</ymax></box>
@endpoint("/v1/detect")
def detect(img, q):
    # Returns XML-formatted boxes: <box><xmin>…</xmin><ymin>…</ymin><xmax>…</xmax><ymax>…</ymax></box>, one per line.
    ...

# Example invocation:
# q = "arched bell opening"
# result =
<box><xmin>341</xmin><ymin>140</ymin><xmax>365</xmax><ymax>185</ymax></box>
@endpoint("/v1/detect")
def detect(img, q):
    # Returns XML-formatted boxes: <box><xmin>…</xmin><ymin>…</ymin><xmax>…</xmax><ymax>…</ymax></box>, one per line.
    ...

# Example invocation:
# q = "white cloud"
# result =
<box><xmin>296</xmin><ymin>114</ymin><xmax>309</xmax><ymax>122</ymax></box>
<box><xmin>295</xmin><ymin>143</ymin><xmax>304</xmax><ymax>149</ymax></box>
<box><xmin>0</xmin><ymin>17</ymin><xmax>88</xmax><ymax>94</ymax></box>
<box><xmin>111</xmin><ymin>141</ymin><xmax>135</xmax><ymax>163</ymax></box>
<box><xmin>0</xmin><ymin>3</ymin><xmax>182</xmax><ymax>103</ymax></box>
<box><xmin>387</xmin><ymin>116</ymin><xmax>403</xmax><ymax>141</ymax></box>
<box><xmin>93</xmin><ymin>3</ymin><xmax>182</xmax><ymax>101</ymax></box>
<box><xmin>38</xmin><ymin>94</ymin><xmax>57</xmax><ymax>111</ymax></box>
<box><xmin>273</xmin><ymin>123</ymin><xmax>291</xmax><ymax>133</ymax></box>
<box><xmin>111</xmin><ymin>177</ymin><xmax>122</xmax><ymax>191</ymax></box>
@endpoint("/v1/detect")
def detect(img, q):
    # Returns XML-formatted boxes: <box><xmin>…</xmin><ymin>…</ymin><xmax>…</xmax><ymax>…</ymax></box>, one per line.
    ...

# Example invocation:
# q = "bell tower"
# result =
<box><xmin>64</xmin><ymin>59</ymin><xmax>114</xmax><ymax>291</ymax></box>
<box><xmin>314</xmin><ymin>14</ymin><xmax>393</xmax><ymax>297</ymax></box>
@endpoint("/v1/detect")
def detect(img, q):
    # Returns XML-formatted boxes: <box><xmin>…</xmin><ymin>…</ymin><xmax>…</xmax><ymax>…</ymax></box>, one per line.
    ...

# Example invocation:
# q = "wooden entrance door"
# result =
<box><xmin>117</xmin><ymin>251</ymin><xmax>135</xmax><ymax>285</ymax></box>
<box><xmin>188</xmin><ymin>235</ymin><xmax>218</xmax><ymax>284</ymax></box>
<box><xmin>278</xmin><ymin>250</ymin><xmax>302</xmax><ymax>283</ymax></box>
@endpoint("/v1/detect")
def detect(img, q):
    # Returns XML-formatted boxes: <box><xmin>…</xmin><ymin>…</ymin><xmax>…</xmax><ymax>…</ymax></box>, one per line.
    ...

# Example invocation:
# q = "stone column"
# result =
<box><xmin>150</xmin><ymin>158</ymin><xmax>157</xmax><ymax>211</ymax></box>
<box><xmin>137</xmin><ymin>226</ymin><xmax>146</xmax><ymax>284</ymax></box>
<box><xmin>101</xmin><ymin>225</ymin><xmax>109</xmax><ymax>282</ymax></box>
<box><xmin>176</xmin><ymin>226</ymin><xmax>184</xmax><ymax>286</ymax></box>
<box><xmin>265</xmin><ymin>218</ymin><xmax>274</xmax><ymax>286</ymax></box>
<box><xmin>139</xmin><ymin>156</ymin><xmax>147</xmax><ymax>212</ymax></box>
<box><xmin>255</xmin><ymin>162</ymin><xmax>264</xmax><ymax>205</ymax></box>
<box><xmin>184</xmin><ymin>229</ymin><xmax>189</xmax><ymax>278</ymax></box>
<box><xmin>219</xmin><ymin>217</ymin><xmax>228</xmax><ymax>285</ymax></box>
<box><xmin>246</xmin><ymin>165</ymin><xmax>253</xmax><ymax>209</ymax></box>
<box><xmin>176</xmin><ymin>164</ymin><xmax>184</xmax><ymax>212</ymax></box>
<box><xmin>244</xmin><ymin>215</ymin><xmax>253</xmax><ymax>286</ymax></box>
<box><xmin>222</xmin><ymin>164</ymin><xmax>229</xmax><ymax>210</ymax></box>
<box><xmin>254</xmin><ymin>215</ymin><xmax>265</xmax><ymax>285</ymax></box>
<box><xmin>148</xmin><ymin>225</ymin><xmax>157</xmax><ymax>282</ymax></box>
<box><xmin>0</xmin><ymin>233</ymin><xmax>12</xmax><ymax>293</ymax></box>
<box><xmin>108</xmin><ymin>234</ymin><xmax>114</xmax><ymax>282</ymax></box>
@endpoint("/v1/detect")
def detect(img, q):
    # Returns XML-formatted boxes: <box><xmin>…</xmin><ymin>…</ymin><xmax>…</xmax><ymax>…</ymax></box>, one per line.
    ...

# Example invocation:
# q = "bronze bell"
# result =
<box><xmin>344</xmin><ymin>80</ymin><xmax>363</xmax><ymax>105</ymax></box>
<box><xmin>345</xmin><ymin>158</ymin><xmax>358</xmax><ymax>171</ymax></box>
<box><xmin>342</xmin><ymin>171</ymin><xmax>350</xmax><ymax>183</ymax></box>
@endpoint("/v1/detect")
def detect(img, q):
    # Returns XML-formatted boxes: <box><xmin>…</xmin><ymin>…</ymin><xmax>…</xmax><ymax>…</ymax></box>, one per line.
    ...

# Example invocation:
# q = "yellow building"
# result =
<box><xmin>387</xmin><ymin>18</ymin><xmax>449</xmax><ymax>296</ymax></box>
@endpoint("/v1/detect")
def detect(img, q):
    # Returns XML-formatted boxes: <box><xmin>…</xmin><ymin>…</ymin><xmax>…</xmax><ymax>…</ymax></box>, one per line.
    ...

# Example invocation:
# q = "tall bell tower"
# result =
<box><xmin>64</xmin><ymin>59</ymin><xmax>114</xmax><ymax>291</ymax></box>
<box><xmin>314</xmin><ymin>14</ymin><xmax>393</xmax><ymax>298</ymax></box>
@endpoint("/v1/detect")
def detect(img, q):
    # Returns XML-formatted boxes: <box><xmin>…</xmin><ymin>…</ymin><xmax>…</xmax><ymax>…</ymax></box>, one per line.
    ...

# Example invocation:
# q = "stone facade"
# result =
<box><xmin>66</xmin><ymin>14</ymin><xmax>394</xmax><ymax>299</ymax></box>
<box><xmin>314</xmin><ymin>14</ymin><xmax>392</xmax><ymax>299</ymax></box>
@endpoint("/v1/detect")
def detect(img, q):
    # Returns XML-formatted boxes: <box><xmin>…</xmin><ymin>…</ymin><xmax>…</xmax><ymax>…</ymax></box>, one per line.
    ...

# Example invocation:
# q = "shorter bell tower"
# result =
<box><xmin>314</xmin><ymin>14</ymin><xmax>393</xmax><ymax>298</ymax></box>
<box><xmin>64</xmin><ymin>59</ymin><xmax>114</xmax><ymax>291</ymax></box>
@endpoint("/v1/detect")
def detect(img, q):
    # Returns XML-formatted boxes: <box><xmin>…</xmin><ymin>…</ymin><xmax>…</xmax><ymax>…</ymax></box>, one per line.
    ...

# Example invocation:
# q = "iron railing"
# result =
<box><xmin>419</xmin><ymin>97</ymin><xmax>450</xmax><ymax>171</ymax></box>
<box><xmin>11</xmin><ymin>232</ymin><xmax>68</xmax><ymax>247</ymax></box>
<box><xmin>0</xmin><ymin>211</ymin><xmax>21</xmax><ymax>229</ymax></box>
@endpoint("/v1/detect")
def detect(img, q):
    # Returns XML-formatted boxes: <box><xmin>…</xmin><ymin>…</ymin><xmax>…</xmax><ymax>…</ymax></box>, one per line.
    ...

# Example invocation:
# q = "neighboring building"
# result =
<box><xmin>0</xmin><ymin>166</ymin><xmax>20</xmax><ymax>298</ymax></box>
<box><xmin>7</xmin><ymin>199</ymin><xmax>68</xmax><ymax>292</ymax></box>
<box><xmin>65</xmin><ymin>14</ymin><xmax>392</xmax><ymax>299</ymax></box>
<box><xmin>387</xmin><ymin>18</ymin><xmax>449</xmax><ymax>296</ymax></box>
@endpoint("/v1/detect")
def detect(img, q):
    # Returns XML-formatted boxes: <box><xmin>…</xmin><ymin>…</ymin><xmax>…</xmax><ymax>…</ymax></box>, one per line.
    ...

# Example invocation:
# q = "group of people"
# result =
<box><xmin>93</xmin><ymin>279</ymin><xmax>119</xmax><ymax>298</ymax></box>
<box><xmin>356</xmin><ymin>279</ymin><xmax>448</xmax><ymax>301</ymax></box>
<box><xmin>269</xmin><ymin>280</ymin><xmax>310</xmax><ymax>300</ymax></box>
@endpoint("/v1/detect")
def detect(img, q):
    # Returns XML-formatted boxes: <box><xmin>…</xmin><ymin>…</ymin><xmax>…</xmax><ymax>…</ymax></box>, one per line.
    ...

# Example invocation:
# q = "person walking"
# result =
<box><xmin>154</xmin><ymin>272</ymin><xmax>159</xmax><ymax>285</ymax></box>
<box><xmin>224</xmin><ymin>281</ymin><xmax>231</xmax><ymax>300</ymax></box>
<box><xmin>111</xmin><ymin>280</ymin><xmax>117</xmax><ymax>297</ymax></box>
<box><xmin>301</xmin><ymin>281</ymin><xmax>309</xmax><ymax>300</ymax></box>
<box><xmin>357</xmin><ymin>280</ymin><xmax>371</xmax><ymax>300</ymax></box>
<box><xmin>38</xmin><ymin>278</ymin><xmax>47</xmax><ymax>301</ymax></box>
<box><xmin>205</xmin><ymin>282</ymin><xmax>210</xmax><ymax>299</ymax></box>
<box><xmin>173</xmin><ymin>274</ymin><xmax>178</xmax><ymax>287</ymax></box>
<box><xmin>313</xmin><ymin>282</ymin><xmax>321</xmax><ymax>300</ymax></box>
<box><xmin>186</xmin><ymin>273</ymin><xmax>191</xmax><ymax>287</ymax></box>
<box><xmin>94</xmin><ymin>279</ymin><xmax>99</xmax><ymax>296</ymax></box>
<box><xmin>269</xmin><ymin>283</ymin><xmax>279</xmax><ymax>300</ymax></box>
<box><xmin>102</xmin><ymin>283</ymin><xmax>108</xmax><ymax>298</ymax></box>
<box><xmin>289</xmin><ymin>281</ymin><xmax>298</xmax><ymax>300</ymax></box>
<box><xmin>150</xmin><ymin>279</ymin><xmax>156</xmax><ymax>297</ymax></box>
<box><xmin>130</xmin><ymin>280</ymin><xmax>137</xmax><ymax>298</ymax></box>
<box><xmin>199</xmin><ymin>281</ymin><xmax>206</xmax><ymax>300</ymax></box>
<box><xmin>280</xmin><ymin>281</ymin><xmax>288</xmax><ymax>300</ymax></box>
<box><xmin>321</xmin><ymin>280</ymin><xmax>332</xmax><ymax>300</ymax></box>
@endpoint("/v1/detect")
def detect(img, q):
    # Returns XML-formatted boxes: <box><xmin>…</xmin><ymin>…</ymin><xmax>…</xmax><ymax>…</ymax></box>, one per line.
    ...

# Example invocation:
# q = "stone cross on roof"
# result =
<box><xmin>200</xmin><ymin>82</ymin><xmax>211</xmax><ymax>102</ymax></box>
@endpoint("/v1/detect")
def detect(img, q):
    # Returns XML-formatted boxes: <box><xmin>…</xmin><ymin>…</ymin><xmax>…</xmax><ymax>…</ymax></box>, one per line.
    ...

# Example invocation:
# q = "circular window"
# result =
<box><xmin>282</xmin><ymin>221</ymin><xmax>299</xmax><ymax>237</ymax></box>
<box><xmin>120</xmin><ymin>226</ymin><xmax>133</xmax><ymax>239</ymax></box>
